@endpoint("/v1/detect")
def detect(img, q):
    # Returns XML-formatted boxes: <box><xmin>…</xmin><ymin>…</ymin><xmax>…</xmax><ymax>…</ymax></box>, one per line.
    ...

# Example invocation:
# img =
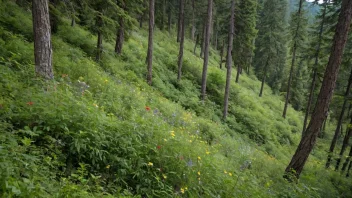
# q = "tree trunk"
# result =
<box><xmin>303</xmin><ymin>0</ymin><xmax>328</xmax><ymax>133</ymax></box>
<box><xmin>259</xmin><ymin>57</ymin><xmax>269</xmax><ymax>97</ymax></box>
<box><xmin>220</xmin><ymin>39</ymin><xmax>225</xmax><ymax>69</ymax></box>
<box><xmin>177</xmin><ymin>0</ymin><xmax>181</xmax><ymax>42</ymax></box>
<box><xmin>177</xmin><ymin>0</ymin><xmax>185</xmax><ymax>81</ymax></box>
<box><xmin>115</xmin><ymin>2</ymin><xmax>125</xmax><ymax>55</ymax></box>
<box><xmin>161</xmin><ymin>0</ymin><xmax>166</xmax><ymax>31</ymax></box>
<box><xmin>326</xmin><ymin>67</ymin><xmax>352</xmax><ymax>168</ymax></box>
<box><xmin>235</xmin><ymin>65</ymin><xmax>241</xmax><ymax>83</ymax></box>
<box><xmin>320</xmin><ymin>117</ymin><xmax>327</xmax><ymax>138</ymax></box>
<box><xmin>96</xmin><ymin>14</ymin><xmax>103</xmax><ymax>61</ymax></box>
<box><xmin>283</xmin><ymin>0</ymin><xmax>304</xmax><ymax>119</ymax></box>
<box><xmin>335</xmin><ymin>117</ymin><xmax>352</xmax><ymax>171</ymax></box>
<box><xmin>200</xmin><ymin>0</ymin><xmax>213</xmax><ymax>101</ymax></box>
<box><xmin>194</xmin><ymin>33</ymin><xmax>199</xmax><ymax>55</ymax></box>
<box><xmin>147</xmin><ymin>0</ymin><xmax>155</xmax><ymax>85</ymax></box>
<box><xmin>168</xmin><ymin>1</ymin><xmax>172</xmax><ymax>34</ymax></box>
<box><xmin>341</xmin><ymin>145</ymin><xmax>352</xmax><ymax>173</ymax></box>
<box><xmin>191</xmin><ymin>0</ymin><xmax>196</xmax><ymax>41</ymax></box>
<box><xmin>284</xmin><ymin>0</ymin><xmax>352</xmax><ymax>179</ymax></box>
<box><xmin>223</xmin><ymin>0</ymin><xmax>235</xmax><ymax>119</ymax></box>
<box><xmin>200</xmin><ymin>22</ymin><xmax>206</xmax><ymax>58</ymax></box>
<box><xmin>32</xmin><ymin>0</ymin><xmax>53</xmax><ymax>79</ymax></box>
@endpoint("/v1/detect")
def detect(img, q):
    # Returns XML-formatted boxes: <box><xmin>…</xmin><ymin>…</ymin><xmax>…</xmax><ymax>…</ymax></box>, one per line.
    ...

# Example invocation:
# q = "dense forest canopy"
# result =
<box><xmin>0</xmin><ymin>0</ymin><xmax>352</xmax><ymax>197</ymax></box>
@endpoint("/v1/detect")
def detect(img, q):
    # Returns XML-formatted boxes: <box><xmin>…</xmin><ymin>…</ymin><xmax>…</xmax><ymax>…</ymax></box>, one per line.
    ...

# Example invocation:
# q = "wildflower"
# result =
<box><xmin>104</xmin><ymin>79</ymin><xmax>108</xmax><ymax>83</ymax></box>
<box><xmin>26</xmin><ymin>101</ymin><xmax>34</xmax><ymax>106</ymax></box>
<box><xmin>171</xmin><ymin>131</ymin><xmax>175</xmax><ymax>137</ymax></box>
<box><xmin>162</xmin><ymin>174</ymin><xmax>167</xmax><ymax>179</ymax></box>
<box><xmin>147</xmin><ymin>162</ymin><xmax>153</xmax><ymax>166</ymax></box>
<box><xmin>145</xmin><ymin>106</ymin><xmax>151</xmax><ymax>111</ymax></box>
<box><xmin>228</xmin><ymin>172</ymin><xmax>232</xmax><ymax>176</ymax></box>
<box><xmin>197</xmin><ymin>171</ymin><xmax>201</xmax><ymax>176</ymax></box>
<box><xmin>93</xmin><ymin>103</ymin><xmax>99</xmax><ymax>108</ymax></box>
<box><xmin>180</xmin><ymin>188</ymin><xmax>185</xmax><ymax>194</ymax></box>
<box><xmin>156</xmin><ymin>145</ymin><xmax>162</xmax><ymax>150</ymax></box>
<box><xmin>197</xmin><ymin>156</ymin><xmax>201</xmax><ymax>161</ymax></box>
<box><xmin>224</xmin><ymin>170</ymin><xmax>227</xmax><ymax>174</ymax></box>
<box><xmin>206</xmin><ymin>151</ymin><xmax>210</xmax><ymax>155</ymax></box>
<box><xmin>164</xmin><ymin>138</ymin><xmax>167</xmax><ymax>142</ymax></box>
<box><xmin>189</xmin><ymin>140</ymin><xmax>192</xmax><ymax>143</ymax></box>
<box><xmin>106</xmin><ymin>165</ymin><xmax>110</xmax><ymax>169</ymax></box>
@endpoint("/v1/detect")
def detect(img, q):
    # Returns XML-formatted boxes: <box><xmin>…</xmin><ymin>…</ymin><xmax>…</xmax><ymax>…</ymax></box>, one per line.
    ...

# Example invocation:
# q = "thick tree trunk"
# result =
<box><xmin>147</xmin><ymin>0</ymin><xmax>155</xmax><ymax>85</ymax></box>
<box><xmin>32</xmin><ymin>0</ymin><xmax>53</xmax><ymax>79</ymax></box>
<box><xmin>303</xmin><ymin>0</ymin><xmax>328</xmax><ymax>133</ymax></box>
<box><xmin>326</xmin><ymin>67</ymin><xmax>352</xmax><ymax>168</ymax></box>
<box><xmin>200</xmin><ymin>0</ymin><xmax>213</xmax><ymax>101</ymax></box>
<box><xmin>223</xmin><ymin>0</ymin><xmax>235</xmax><ymax>119</ymax></box>
<box><xmin>191</xmin><ymin>0</ymin><xmax>196</xmax><ymax>41</ymax></box>
<box><xmin>259</xmin><ymin>57</ymin><xmax>269</xmax><ymax>97</ymax></box>
<box><xmin>335</xmin><ymin>117</ymin><xmax>352</xmax><ymax>171</ymax></box>
<box><xmin>193</xmin><ymin>33</ymin><xmax>199</xmax><ymax>55</ymax></box>
<box><xmin>284</xmin><ymin>0</ymin><xmax>352</xmax><ymax>179</ymax></box>
<box><xmin>220</xmin><ymin>39</ymin><xmax>225</xmax><ymax>69</ymax></box>
<box><xmin>283</xmin><ymin>0</ymin><xmax>304</xmax><ymax>119</ymax></box>
<box><xmin>177</xmin><ymin>0</ymin><xmax>185</xmax><ymax>81</ymax></box>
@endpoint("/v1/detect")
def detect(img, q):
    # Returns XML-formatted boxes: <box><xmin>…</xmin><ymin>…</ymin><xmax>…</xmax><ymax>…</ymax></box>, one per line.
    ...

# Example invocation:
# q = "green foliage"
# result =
<box><xmin>0</xmin><ymin>1</ymin><xmax>351</xmax><ymax>197</ymax></box>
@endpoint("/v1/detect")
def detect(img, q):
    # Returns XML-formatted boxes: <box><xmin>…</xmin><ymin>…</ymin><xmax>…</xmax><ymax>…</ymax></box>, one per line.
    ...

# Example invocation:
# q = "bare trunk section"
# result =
<box><xmin>177</xmin><ymin>0</ymin><xmax>185</xmax><ymax>81</ymax></box>
<box><xmin>191</xmin><ymin>0</ymin><xmax>196</xmax><ymax>41</ymax></box>
<box><xmin>115</xmin><ymin>2</ymin><xmax>126</xmax><ymax>55</ymax></box>
<box><xmin>303</xmin><ymin>0</ymin><xmax>329</xmax><ymax>133</ymax></box>
<box><xmin>283</xmin><ymin>0</ymin><xmax>304</xmax><ymax>119</ymax></box>
<box><xmin>96</xmin><ymin>14</ymin><xmax>103</xmax><ymax>61</ymax></box>
<box><xmin>168</xmin><ymin>1</ymin><xmax>172</xmax><ymax>34</ymax></box>
<box><xmin>335</xmin><ymin>117</ymin><xmax>352</xmax><ymax>171</ymax></box>
<box><xmin>223</xmin><ymin>0</ymin><xmax>235</xmax><ymax>119</ymax></box>
<box><xmin>32</xmin><ymin>0</ymin><xmax>53</xmax><ymax>79</ymax></box>
<box><xmin>235</xmin><ymin>65</ymin><xmax>241</xmax><ymax>83</ymax></box>
<box><xmin>161</xmin><ymin>0</ymin><xmax>166</xmax><ymax>31</ymax></box>
<box><xmin>147</xmin><ymin>0</ymin><xmax>155</xmax><ymax>85</ymax></box>
<box><xmin>326</xmin><ymin>67</ymin><xmax>352</xmax><ymax>168</ymax></box>
<box><xmin>200</xmin><ymin>0</ymin><xmax>213</xmax><ymax>101</ymax></box>
<box><xmin>200</xmin><ymin>22</ymin><xmax>206</xmax><ymax>58</ymax></box>
<box><xmin>259</xmin><ymin>57</ymin><xmax>270</xmax><ymax>97</ymax></box>
<box><xmin>220</xmin><ymin>39</ymin><xmax>225</xmax><ymax>69</ymax></box>
<box><xmin>284</xmin><ymin>0</ymin><xmax>352</xmax><ymax>179</ymax></box>
<box><xmin>193</xmin><ymin>33</ymin><xmax>199</xmax><ymax>55</ymax></box>
<box><xmin>177</xmin><ymin>0</ymin><xmax>181</xmax><ymax>42</ymax></box>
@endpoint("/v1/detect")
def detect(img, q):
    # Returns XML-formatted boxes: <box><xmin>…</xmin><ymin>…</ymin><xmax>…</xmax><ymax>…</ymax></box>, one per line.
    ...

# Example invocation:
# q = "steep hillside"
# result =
<box><xmin>0</xmin><ymin>1</ymin><xmax>350</xmax><ymax>197</ymax></box>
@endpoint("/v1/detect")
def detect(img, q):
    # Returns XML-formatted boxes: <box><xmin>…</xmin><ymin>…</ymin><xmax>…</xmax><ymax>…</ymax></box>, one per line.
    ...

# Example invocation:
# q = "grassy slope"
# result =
<box><xmin>0</xmin><ymin>2</ymin><xmax>350</xmax><ymax>197</ymax></box>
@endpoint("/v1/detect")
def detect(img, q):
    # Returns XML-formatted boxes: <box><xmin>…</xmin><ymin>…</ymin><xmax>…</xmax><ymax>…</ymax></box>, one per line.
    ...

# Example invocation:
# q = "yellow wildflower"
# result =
<box><xmin>197</xmin><ymin>156</ymin><xmax>201</xmax><ymax>161</ymax></box>
<box><xmin>189</xmin><ymin>140</ymin><xmax>192</xmax><ymax>143</ymax></box>
<box><xmin>106</xmin><ymin>165</ymin><xmax>110</xmax><ymax>169</ymax></box>
<box><xmin>162</xmin><ymin>174</ymin><xmax>167</xmax><ymax>179</ymax></box>
<box><xmin>147</xmin><ymin>162</ymin><xmax>153</xmax><ymax>166</ymax></box>
<box><xmin>197</xmin><ymin>171</ymin><xmax>201</xmax><ymax>176</ymax></box>
<box><xmin>224</xmin><ymin>170</ymin><xmax>227</xmax><ymax>174</ymax></box>
<box><xmin>228</xmin><ymin>172</ymin><xmax>232</xmax><ymax>176</ymax></box>
<box><xmin>171</xmin><ymin>131</ymin><xmax>175</xmax><ymax>137</ymax></box>
<box><xmin>181</xmin><ymin>188</ymin><xmax>185</xmax><ymax>194</ymax></box>
<box><xmin>206</xmin><ymin>151</ymin><xmax>210</xmax><ymax>155</ymax></box>
<box><xmin>93</xmin><ymin>103</ymin><xmax>99</xmax><ymax>108</ymax></box>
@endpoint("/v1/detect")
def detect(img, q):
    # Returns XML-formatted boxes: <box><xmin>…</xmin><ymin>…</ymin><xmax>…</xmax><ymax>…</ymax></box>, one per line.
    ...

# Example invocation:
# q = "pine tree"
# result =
<box><xmin>147</xmin><ymin>0</ymin><xmax>154</xmax><ymax>85</ymax></box>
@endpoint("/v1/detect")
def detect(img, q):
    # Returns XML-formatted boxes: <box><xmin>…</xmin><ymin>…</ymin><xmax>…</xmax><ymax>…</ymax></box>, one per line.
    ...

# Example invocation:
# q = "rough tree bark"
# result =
<box><xmin>177</xmin><ymin>0</ymin><xmax>185</xmax><ymax>81</ymax></box>
<box><xmin>223</xmin><ymin>0</ymin><xmax>235</xmax><ymax>119</ymax></box>
<box><xmin>200</xmin><ymin>0</ymin><xmax>212</xmax><ymax>101</ymax></box>
<box><xmin>200</xmin><ymin>22</ymin><xmax>206</xmax><ymax>58</ymax></box>
<box><xmin>284</xmin><ymin>0</ymin><xmax>352</xmax><ymax>179</ymax></box>
<box><xmin>283</xmin><ymin>0</ymin><xmax>304</xmax><ymax>119</ymax></box>
<box><xmin>326</xmin><ymin>67</ymin><xmax>352</xmax><ymax>168</ymax></box>
<box><xmin>32</xmin><ymin>0</ymin><xmax>53</xmax><ymax>79</ymax></box>
<box><xmin>303</xmin><ymin>0</ymin><xmax>329</xmax><ymax>133</ymax></box>
<box><xmin>147</xmin><ymin>0</ymin><xmax>154</xmax><ymax>85</ymax></box>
